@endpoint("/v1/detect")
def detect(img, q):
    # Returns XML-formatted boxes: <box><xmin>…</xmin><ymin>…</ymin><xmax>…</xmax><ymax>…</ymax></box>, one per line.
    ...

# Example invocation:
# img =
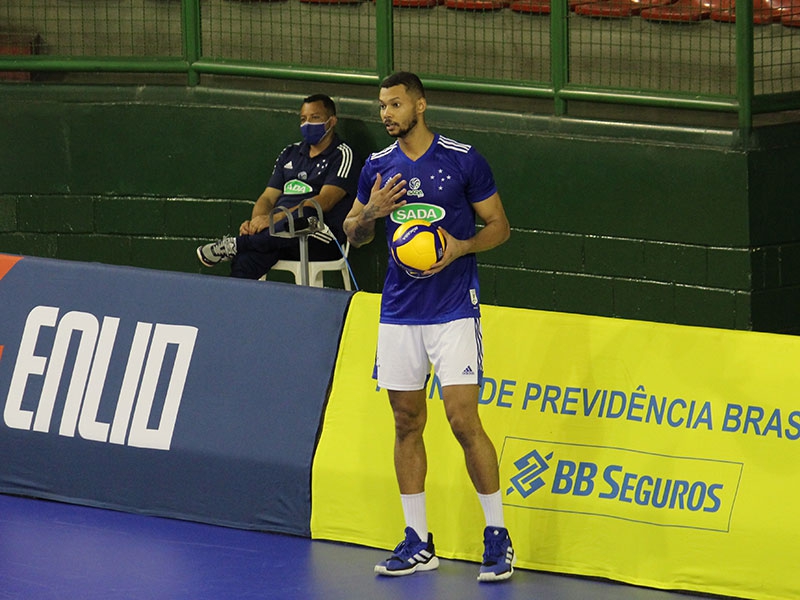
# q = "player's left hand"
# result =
<box><xmin>423</xmin><ymin>227</ymin><xmax>466</xmax><ymax>276</ymax></box>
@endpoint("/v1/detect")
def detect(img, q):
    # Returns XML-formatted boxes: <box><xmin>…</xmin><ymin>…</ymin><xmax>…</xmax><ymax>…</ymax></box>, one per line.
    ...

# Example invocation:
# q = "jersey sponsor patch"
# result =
<box><xmin>284</xmin><ymin>179</ymin><xmax>313</xmax><ymax>195</ymax></box>
<box><xmin>390</xmin><ymin>203</ymin><xmax>446</xmax><ymax>224</ymax></box>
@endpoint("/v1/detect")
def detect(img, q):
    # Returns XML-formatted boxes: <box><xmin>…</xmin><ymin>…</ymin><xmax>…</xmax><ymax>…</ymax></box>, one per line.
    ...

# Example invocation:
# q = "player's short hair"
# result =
<box><xmin>303</xmin><ymin>93</ymin><xmax>337</xmax><ymax>116</ymax></box>
<box><xmin>380</xmin><ymin>72</ymin><xmax>425</xmax><ymax>99</ymax></box>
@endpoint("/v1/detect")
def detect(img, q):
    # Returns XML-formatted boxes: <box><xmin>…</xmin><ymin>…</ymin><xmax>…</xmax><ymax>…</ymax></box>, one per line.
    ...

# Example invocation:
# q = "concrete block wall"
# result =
<box><xmin>1</xmin><ymin>84</ymin><xmax>799</xmax><ymax>333</ymax></box>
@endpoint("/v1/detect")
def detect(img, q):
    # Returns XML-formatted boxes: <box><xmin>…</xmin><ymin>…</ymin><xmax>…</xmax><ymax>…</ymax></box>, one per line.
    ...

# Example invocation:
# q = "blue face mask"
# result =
<box><xmin>300</xmin><ymin>118</ymin><xmax>332</xmax><ymax>145</ymax></box>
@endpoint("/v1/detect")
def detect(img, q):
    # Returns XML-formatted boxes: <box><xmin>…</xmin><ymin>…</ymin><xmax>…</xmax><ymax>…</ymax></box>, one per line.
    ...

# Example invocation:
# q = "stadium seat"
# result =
<box><xmin>510</xmin><ymin>0</ymin><xmax>593</xmax><ymax>14</ymax></box>
<box><xmin>640</xmin><ymin>0</ymin><xmax>712</xmax><ymax>20</ymax></box>
<box><xmin>445</xmin><ymin>0</ymin><xmax>506</xmax><ymax>9</ymax></box>
<box><xmin>569</xmin><ymin>0</ymin><xmax>605</xmax><ymax>8</ymax></box>
<box><xmin>783</xmin><ymin>0</ymin><xmax>800</xmax><ymax>23</ymax></box>
<box><xmin>574</xmin><ymin>0</ymin><xmax>675</xmax><ymax>17</ymax></box>
<box><xmin>368</xmin><ymin>0</ymin><xmax>442</xmax><ymax>6</ymax></box>
<box><xmin>0</xmin><ymin>33</ymin><xmax>40</xmax><ymax>81</ymax></box>
<box><xmin>510</xmin><ymin>0</ymin><xmax>551</xmax><ymax>13</ymax></box>
<box><xmin>300</xmin><ymin>0</ymin><xmax>363</xmax><ymax>4</ymax></box>
<box><xmin>393</xmin><ymin>0</ymin><xmax>441</xmax><ymax>6</ymax></box>
<box><xmin>268</xmin><ymin>240</ymin><xmax>353</xmax><ymax>290</ymax></box>
<box><xmin>768</xmin><ymin>0</ymin><xmax>800</xmax><ymax>18</ymax></box>
<box><xmin>710</xmin><ymin>0</ymin><xmax>779</xmax><ymax>22</ymax></box>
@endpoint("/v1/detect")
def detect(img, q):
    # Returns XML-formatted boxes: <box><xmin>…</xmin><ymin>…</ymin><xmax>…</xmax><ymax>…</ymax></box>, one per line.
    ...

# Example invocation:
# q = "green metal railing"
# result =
<box><xmin>1</xmin><ymin>0</ymin><xmax>798</xmax><ymax>129</ymax></box>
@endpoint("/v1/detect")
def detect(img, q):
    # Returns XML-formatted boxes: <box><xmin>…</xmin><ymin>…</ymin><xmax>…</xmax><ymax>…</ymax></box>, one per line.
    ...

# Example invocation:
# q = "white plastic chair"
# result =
<box><xmin>269</xmin><ymin>240</ymin><xmax>352</xmax><ymax>290</ymax></box>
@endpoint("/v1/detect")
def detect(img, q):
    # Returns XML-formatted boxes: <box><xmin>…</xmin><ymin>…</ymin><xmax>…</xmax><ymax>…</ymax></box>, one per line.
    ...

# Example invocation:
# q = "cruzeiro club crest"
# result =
<box><xmin>408</xmin><ymin>177</ymin><xmax>424</xmax><ymax>198</ymax></box>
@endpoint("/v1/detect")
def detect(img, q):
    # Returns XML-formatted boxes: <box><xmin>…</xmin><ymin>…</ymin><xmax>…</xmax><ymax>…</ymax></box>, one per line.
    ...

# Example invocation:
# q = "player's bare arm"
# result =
<box><xmin>345</xmin><ymin>172</ymin><xmax>408</xmax><ymax>247</ymax></box>
<box><xmin>425</xmin><ymin>192</ymin><xmax>510</xmax><ymax>275</ymax></box>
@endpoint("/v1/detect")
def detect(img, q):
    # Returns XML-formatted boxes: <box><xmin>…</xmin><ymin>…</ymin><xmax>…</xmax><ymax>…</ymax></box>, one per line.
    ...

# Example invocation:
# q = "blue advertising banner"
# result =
<box><xmin>0</xmin><ymin>254</ymin><xmax>352</xmax><ymax>535</ymax></box>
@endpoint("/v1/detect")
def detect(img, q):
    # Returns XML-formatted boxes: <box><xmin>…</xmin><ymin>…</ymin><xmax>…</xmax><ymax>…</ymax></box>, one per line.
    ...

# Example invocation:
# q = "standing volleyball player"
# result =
<box><xmin>343</xmin><ymin>72</ymin><xmax>513</xmax><ymax>582</ymax></box>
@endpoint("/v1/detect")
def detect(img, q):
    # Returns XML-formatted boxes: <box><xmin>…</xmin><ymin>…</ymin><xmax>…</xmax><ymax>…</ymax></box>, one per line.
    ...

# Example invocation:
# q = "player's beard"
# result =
<box><xmin>386</xmin><ymin>116</ymin><xmax>418</xmax><ymax>139</ymax></box>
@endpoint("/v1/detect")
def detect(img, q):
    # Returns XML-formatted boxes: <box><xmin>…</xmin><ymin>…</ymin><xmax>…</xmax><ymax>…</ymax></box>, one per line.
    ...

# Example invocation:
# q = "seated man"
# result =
<box><xmin>196</xmin><ymin>93</ymin><xmax>360</xmax><ymax>280</ymax></box>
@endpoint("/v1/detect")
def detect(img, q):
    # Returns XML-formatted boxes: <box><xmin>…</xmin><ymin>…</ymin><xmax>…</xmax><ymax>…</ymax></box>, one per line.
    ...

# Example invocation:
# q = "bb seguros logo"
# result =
<box><xmin>499</xmin><ymin>437</ymin><xmax>743</xmax><ymax>532</ymax></box>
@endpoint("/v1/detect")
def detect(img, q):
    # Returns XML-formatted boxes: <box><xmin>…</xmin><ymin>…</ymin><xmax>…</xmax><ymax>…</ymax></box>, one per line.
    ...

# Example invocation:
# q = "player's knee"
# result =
<box><xmin>447</xmin><ymin>413</ymin><xmax>482</xmax><ymax>447</ymax></box>
<box><xmin>393</xmin><ymin>407</ymin><xmax>426</xmax><ymax>440</ymax></box>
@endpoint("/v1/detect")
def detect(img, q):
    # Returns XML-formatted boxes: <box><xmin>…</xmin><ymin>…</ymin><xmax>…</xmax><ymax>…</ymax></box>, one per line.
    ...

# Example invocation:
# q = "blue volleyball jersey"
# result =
<box><xmin>356</xmin><ymin>134</ymin><xmax>498</xmax><ymax>325</ymax></box>
<box><xmin>267</xmin><ymin>134</ymin><xmax>358</xmax><ymax>241</ymax></box>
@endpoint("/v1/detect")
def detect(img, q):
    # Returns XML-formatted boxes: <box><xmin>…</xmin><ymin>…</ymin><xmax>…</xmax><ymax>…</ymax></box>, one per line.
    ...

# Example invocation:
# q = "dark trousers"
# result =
<box><xmin>230</xmin><ymin>229</ymin><xmax>343</xmax><ymax>280</ymax></box>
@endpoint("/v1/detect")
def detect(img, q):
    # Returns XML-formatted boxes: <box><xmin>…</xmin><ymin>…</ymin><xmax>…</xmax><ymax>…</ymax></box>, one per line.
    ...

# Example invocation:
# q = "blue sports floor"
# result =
<box><xmin>0</xmin><ymin>493</ymin><xmax>738</xmax><ymax>600</ymax></box>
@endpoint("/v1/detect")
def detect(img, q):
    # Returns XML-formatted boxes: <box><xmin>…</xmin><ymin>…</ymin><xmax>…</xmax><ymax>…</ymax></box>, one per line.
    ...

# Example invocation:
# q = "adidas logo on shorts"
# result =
<box><xmin>462</xmin><ymin>365</ymin><xmax>474</xmax><ymax>376</ymax></box>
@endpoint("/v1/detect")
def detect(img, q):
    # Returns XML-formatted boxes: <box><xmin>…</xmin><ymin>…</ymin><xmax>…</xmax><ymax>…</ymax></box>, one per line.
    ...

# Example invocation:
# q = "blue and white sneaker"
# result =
<box><xmin>477</xmin><ymin>526</ymin><xmax>515</xmax><ymax>582</ymax></box>
<box><xmin>374</xmin><ymin>527</ymin><xmax>439</xmax><ymax>576</ymax></box>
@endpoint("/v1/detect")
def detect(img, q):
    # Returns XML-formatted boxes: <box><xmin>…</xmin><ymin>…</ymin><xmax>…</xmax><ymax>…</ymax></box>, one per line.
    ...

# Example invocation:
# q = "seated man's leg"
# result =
<box><xmin>198</xmin><ymin>228</ymin><xmax>341</xmax><ymax>279</ymax></box>
<box><xmin>277</xmin><ymin>236</ymin><xmax>344</xmax><ymax>262</ymax></box>
<box><xmin>231</xmin><ymin>230</ymin><xmax>297</xmax><ymax>280</ymax></box>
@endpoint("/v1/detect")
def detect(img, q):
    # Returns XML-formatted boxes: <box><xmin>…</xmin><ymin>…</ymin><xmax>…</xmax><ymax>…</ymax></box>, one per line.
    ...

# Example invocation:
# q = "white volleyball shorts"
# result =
<box><xmin>374</xmin><ymin>317</ymin><xmax>483</xmax><ymax>391</ymax></box>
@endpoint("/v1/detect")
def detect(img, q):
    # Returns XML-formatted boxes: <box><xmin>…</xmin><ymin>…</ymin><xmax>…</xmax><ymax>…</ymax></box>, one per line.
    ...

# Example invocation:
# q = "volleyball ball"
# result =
<box><xmin>390</xmin><ymin>219</ymin><xmax>446</xmax><ymax>278</ymax></box>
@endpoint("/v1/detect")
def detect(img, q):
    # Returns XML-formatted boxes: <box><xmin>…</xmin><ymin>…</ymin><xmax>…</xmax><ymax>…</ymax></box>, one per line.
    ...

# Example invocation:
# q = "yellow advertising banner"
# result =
<box><xmin>311</xmin><ymin>292</ymin><xmax>800</xmax><ymax>600</ymax></box>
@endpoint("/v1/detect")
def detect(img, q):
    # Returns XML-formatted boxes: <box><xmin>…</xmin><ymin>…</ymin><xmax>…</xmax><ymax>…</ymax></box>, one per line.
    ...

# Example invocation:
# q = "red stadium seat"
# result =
<box><xmin>300</xmin><ymin>0</ymin><xmax>363</xmax><ymax>4</ymax></box>
<box><xmin>569</xmin><ymin>0</ymin><xmax>604</xmax><ymax>8</ymax></box>
<box><xmin>574</xmin><ymin>0</ymin><xmax>674</xmax><ymax>18</ymax></box>
<box><xmin>393</xmin><ymin>0</ymin><xmax>441</xmax><ymax>5</ymax></box>
<box><xmin>510</xmin><ymin>0</ymin><xmax>551</xmax><ymax>13</ymax></box>
<box><xmin>510</xmin><ymin>0</ymin><xmax>595</xmax><ymax>14</ymax></box>
<box><xmin>640</xmin><ymin>0</ymin><xmax>715</xmax><ymax>20</ymax></box>
<box><xmin>767</xmin><ymin>0</ymin><xmax>800</xmax><ymax>18</ymax></box>
<box><xmin>782</xmin><ymin>5</ymin><xmax>800</xmax><ymax>24</ymax></box>
<box><xmin>510</xmin><ymin>0</ymin><xmax>549</xmax><ymax>12</ymax></box>
<box><xmin>710</xmin><ymin>0</ymin><xmax>779</xmax><ymax>22</ymax></box>
<box><xmin>366</xmin><ymin>0</ymin><xmax>442</xmax><ymax>6</ymax></box>
<box><xmin>445</xmin><ymin>0</ymin><xmax>506</xmax><ymax>9</ymax></box>
<box><xmin>0</xmin><ymin>33</ymin><xmax>39</xmax><ymax>81</ymax></box>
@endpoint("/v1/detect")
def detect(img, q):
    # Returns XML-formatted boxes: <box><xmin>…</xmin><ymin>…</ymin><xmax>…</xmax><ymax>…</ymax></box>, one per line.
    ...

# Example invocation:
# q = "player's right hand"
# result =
<box><xmin>365</xmin><ymin>173</ymin><xmax>407</xmax><ymax>220</ymax></box>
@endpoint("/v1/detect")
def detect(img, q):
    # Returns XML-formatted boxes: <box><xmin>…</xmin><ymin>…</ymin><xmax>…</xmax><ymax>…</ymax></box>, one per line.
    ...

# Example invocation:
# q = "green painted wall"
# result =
<box><xmin>1</xmin><ymin>84</ymin><xmax>798</xmax><ymax>333</ymax></box>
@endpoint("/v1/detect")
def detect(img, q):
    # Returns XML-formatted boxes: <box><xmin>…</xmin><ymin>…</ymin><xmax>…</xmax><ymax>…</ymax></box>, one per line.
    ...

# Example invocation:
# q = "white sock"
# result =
<box><xmin>401</xmin><ymin>492</ymin><xmax>428</xmax><ymax>540</ymax></box>
<box><xmin>478</xmin><ymin>490</ymin><xmax>505</xmax><ymax>529</ymax></box>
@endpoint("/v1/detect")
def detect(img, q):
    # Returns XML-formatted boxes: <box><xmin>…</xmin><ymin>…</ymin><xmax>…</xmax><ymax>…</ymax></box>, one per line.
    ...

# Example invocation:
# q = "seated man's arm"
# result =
<box><xmin>245</xmin><ymin>184</ymin><xmax>348</xmax><ymax>235</ymax></box>
<box><xmin>242</xmin><ymin>187</ymin><xmax>281</xmax><ymax>235</ymax></box>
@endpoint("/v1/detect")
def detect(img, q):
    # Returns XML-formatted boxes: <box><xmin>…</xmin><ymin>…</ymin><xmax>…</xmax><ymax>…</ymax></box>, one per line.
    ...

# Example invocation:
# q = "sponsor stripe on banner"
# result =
<box><xmin>0</xmin><ymin>254</ymin><xmax>22</xmax><ymax>281</ymax></box>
